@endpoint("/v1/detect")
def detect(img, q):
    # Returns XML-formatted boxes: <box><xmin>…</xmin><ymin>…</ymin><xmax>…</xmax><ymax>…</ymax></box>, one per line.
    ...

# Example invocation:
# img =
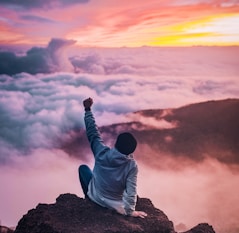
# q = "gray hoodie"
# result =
<box><xmin>84</xmin><ymin>111</ymin><xmax>138</xmax><ymax>215</ymax></box>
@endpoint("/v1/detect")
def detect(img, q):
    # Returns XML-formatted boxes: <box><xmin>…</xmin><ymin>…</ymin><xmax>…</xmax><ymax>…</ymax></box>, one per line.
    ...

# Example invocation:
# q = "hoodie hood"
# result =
<box><xmin>106</xmin><ymin>148</ymin><xmax>133</xmax><ymax>167</ymax></box>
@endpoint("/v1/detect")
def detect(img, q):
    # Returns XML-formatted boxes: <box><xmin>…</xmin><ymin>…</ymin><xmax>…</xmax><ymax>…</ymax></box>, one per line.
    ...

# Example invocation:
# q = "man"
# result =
<box><xmin>79</xmin><ymin>98</ymin><xmax>147</xmax><ymax>218</ymax></box>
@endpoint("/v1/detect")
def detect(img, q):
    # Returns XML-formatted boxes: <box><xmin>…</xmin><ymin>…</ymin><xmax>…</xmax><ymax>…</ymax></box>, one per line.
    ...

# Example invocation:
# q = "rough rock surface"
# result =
<box><xmin>181</xmin><ymin>223</ymin><xmax>216</xmax><ymax>233</ymax></box>
<box><xmin>14</xmin><ymin>193</ymin><xmax>216</xmax><ymax>233</ymax></box>
<box><xmin>0</xmin><ymin>225</ymin><xmax>14</xmax><ymax>233</ymax></box>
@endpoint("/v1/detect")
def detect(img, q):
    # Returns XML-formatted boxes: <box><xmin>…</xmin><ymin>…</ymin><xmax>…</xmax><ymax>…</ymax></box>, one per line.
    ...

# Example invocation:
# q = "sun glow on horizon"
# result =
<box><xmin>149</xmin><ymin>13</ymin><xmax>239</xmax><ymax>47</ymax></box>
<box><xmin>0</xmin><ymin>2</ymin><xmax>239</xmax><ymax>47</ymax></box>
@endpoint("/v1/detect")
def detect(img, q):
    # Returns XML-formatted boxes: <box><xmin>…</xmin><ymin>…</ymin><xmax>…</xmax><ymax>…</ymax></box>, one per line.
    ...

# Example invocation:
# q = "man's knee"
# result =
<box><xmin>79</xmin><ymin>165</ymin><xmax>86</xmax><ymax>176</ymax></box>
<box><xmin>79</xmin><ymin>164</ymin><xmax>87</xmax><ymax>172</ymax></box>
<box><xmin>78</xmin><ymin>165</ymin><xmax>91</xmax><ymax>177</ymax></box>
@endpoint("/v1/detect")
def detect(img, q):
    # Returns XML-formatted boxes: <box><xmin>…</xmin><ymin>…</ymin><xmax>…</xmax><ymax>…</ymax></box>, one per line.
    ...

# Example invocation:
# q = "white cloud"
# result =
<box><xmin>0</xmin><ymin>46</ymin><xmax>239</xmax><ymax>231</ymax></box>
<box><xmin>127</xmin><ymin>112</ymin><xmax>177</xmax><ymax>129</ymax></box>
<box><xmin>1</xmin><ymin>46</ymin><xmax>239</xmax><ymax>162</ymax></box>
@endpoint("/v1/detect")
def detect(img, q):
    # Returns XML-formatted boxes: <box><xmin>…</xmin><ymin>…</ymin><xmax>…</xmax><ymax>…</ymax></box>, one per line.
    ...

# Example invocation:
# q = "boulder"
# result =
<box><xmin>0</xmin><ymin>225</ymin><xmax>14</xmax><ymax>233</ymax></box>
<box><xmin>181</xmin><ymin>223</ymin><xmax>216</xmax><ymax>233</ymax></box>
<box><xmin>14</xmin><ymin>193</ymin><xmax>216</xmax><ymax>233</ymax></box>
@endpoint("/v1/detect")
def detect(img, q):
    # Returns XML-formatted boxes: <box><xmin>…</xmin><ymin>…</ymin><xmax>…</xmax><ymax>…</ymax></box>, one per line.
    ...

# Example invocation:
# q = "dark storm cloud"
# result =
<box><xmin>0</xmin><ymin>38</ymin><xmax>76</xmax><ymax>75</ymax></box>
<box><xmin>0</xmin><ymin>0</ymin><xmax>90</xmax><ymax>10</ymax></box>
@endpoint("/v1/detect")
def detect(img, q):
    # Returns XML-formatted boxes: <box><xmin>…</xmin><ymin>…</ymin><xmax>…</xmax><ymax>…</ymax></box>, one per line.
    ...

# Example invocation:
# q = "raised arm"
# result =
<box><xmin>83</xmin><ymin>98</ymin><xmax>109</xmax><ymax>157</ymax></box>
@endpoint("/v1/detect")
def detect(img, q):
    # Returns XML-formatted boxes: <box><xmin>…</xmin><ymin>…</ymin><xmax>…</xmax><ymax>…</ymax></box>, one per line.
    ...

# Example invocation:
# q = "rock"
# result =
<box><xmin>0</xmin><ymin>225</ymin><xmax>14</xmax><ymax>233</ymax></box>
<box><xmin>14</xmin><ymin>193</ymin><xmax>174</xmax><ymax>233</ymax></box>
<box><xmin>182</xmin><ymin>223</ymin><xmax>216</xmax><ymax>233</ymax></box>
<box><xmin>14</xmin><ymin>193</ymin><xmax>216</xmax><ymax>233</ymax></box>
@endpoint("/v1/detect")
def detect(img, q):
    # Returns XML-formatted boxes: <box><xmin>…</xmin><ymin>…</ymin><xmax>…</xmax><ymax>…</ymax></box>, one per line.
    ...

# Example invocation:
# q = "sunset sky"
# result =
<box><xmin>0</xmin><ymin>1</ymin><xmax>239</xmax><ymax>232</ymax></box>
<box><xmin>0</xmin><ymin>0</ymin><xmax>239</xmax><ymax>47</ymax></box>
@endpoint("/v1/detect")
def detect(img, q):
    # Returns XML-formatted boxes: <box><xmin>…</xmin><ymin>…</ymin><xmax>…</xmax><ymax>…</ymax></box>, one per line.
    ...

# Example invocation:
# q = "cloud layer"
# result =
<box><xmin>0</xmin><ymin>45</ymin><xmax>239</xmax><ymax>232</ymax></box>
<box><xmin>0</xmin><ymin>45</ymin><xmax>239</xmax><ymax>164</ymax></box>
<box><xmin>0</xmin><ymin>38</ymin><xmax>76</xmax><ymax>75</ymax></box>
<box><xmin>0</xmin><ymin>0</ymin><xmax>89</xmax><ymax>10</ymax></box>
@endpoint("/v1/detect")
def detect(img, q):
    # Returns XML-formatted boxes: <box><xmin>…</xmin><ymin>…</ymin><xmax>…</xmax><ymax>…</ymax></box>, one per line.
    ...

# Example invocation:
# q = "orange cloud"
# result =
<box><xmin>149</xmin><ymin>13</ymin><xmax>239</xmax><ymax>46</ymax></box>
<box><xmin>66</xmin><ymin>3</ymin><xmax>239</xmax><ymax>47</ymax></box>
<box><xmin>0</xmin><ymin>0</ymin><xmax>239</xmax><ymax>47</ymax></box>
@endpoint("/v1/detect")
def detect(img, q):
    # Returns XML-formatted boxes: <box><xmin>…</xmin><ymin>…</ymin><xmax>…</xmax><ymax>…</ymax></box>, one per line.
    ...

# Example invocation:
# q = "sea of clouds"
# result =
<box><xmin>0</xmin><ymin>40</ymin><xmax>239</xmax><ymax>232</ymax></box>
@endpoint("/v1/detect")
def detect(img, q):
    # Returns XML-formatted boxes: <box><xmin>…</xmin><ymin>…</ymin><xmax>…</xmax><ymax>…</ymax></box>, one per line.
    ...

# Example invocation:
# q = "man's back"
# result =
<box><xmin>91</xmin><ymin>147</ymin><xmax>137</xmax><ymax>200</ymax></box>
<box><xmin>80</xmin><ymin>97</ymin><xmax>147</xmax><ymax>218</ymax></box>
<box><xmin>84</xmin><ymin>110</ymin><xmax>138</xmax><ymax>215</ymax></box>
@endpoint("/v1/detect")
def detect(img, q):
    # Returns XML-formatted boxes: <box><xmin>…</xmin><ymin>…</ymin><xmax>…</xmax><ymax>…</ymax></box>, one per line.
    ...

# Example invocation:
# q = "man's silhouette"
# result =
<box><xmin>79</xmin><ymin>97</ymin><xmax>147</xmax><ymax>218</ymax></box>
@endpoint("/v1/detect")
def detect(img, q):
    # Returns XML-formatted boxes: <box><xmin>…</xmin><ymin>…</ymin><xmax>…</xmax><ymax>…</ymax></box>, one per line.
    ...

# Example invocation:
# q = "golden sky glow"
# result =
<box><xmin>149</xmin><ymin>13</ymin><xmax>239</xmax><ymax>46</ymax></box>
<box><xmin>0</xmin><ymin>0</ymin><xmax>239</xmax><ymax>47</ymax></box>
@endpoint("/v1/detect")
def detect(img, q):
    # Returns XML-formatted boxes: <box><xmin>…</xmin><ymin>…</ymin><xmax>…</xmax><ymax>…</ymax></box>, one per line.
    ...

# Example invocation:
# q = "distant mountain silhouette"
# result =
<box><xmin>132</xmin><ymin>98</ymin><xmax>239</xmax><ymax>166</ymax></box>
<box><xmin>62</xmin><ymin>98</ymin><xmax>239</xmax><ymax>167</ymax></box>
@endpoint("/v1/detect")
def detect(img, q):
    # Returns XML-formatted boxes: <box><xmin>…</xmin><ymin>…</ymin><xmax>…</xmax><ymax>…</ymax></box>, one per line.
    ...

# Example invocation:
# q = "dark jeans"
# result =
<box><xmin>78</xmin><ymin>165</ymin><xmax>93</xmax><ymax>198</ymax></box>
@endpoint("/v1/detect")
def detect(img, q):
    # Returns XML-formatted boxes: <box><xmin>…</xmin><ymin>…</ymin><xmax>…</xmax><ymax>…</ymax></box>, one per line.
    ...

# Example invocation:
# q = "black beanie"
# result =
<box><xmin>115</xmin><ymin>132</ymin><xmax>137</xmax><ymax>155</ymax></box>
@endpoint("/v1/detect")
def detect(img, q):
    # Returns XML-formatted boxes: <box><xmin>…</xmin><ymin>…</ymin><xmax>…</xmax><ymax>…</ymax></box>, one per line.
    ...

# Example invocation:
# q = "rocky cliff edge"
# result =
<box><xmin>14</xmin><ymin>193</ymin><xmax>216</xmax><ymax>233</ymax></box>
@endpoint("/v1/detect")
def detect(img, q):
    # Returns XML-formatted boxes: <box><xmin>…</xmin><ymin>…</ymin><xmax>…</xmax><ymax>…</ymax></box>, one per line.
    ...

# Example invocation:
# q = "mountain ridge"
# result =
<box><xmin>130</xmin><ymin>98</ymin><xmax>239</xmax><ymax>165</ymax></box>
<box><xmin>63</xmin><ymin>98</ymin><xmax>239</xmax><ymax>167</ymax></box>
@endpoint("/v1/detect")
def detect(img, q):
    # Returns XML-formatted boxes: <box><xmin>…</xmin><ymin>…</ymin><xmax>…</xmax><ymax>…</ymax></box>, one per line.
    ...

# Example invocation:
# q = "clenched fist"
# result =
<box><xmin>83</xmin><ymin>97</ymin><xmax>93</xmax><ymax>111</ymax></box>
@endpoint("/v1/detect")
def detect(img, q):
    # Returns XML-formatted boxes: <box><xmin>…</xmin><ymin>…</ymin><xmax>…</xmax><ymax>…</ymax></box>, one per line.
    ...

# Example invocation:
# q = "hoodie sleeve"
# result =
<box><xmin>84</xmin><ymin>111</ymin><xmax>109</xmax><ymax>158</ymax></box>
<box><xmin>123</xmin><ymin>164</ymin><xmax>138</xmax><ymax>215</ymax></box>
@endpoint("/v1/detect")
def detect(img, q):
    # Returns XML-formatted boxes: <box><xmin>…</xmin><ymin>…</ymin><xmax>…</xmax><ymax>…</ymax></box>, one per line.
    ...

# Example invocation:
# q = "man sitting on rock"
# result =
<box><xmin>79</xmin><ymin>97</ymin><xmax>147</xmax><ymax>218</ymax></box>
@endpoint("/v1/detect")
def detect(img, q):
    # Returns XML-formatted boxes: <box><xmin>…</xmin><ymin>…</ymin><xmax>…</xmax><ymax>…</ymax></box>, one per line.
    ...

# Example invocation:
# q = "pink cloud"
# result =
<box><xmin>138</xmin><ymin>158</ymin><xmax>239</xmax><ymax>233</ymax></box>
<box><xmin>0</xmin><ymin>149</ymin><xmax>83</xmax><ymax>227</ymax></box>
<box><xmin>1</xmin><ymin>0</ymin><xmax>239</xmax><ymax>46</ymax></box>
<box><xmin>0</xmin><ymin>45</ymin><xmax>238</xmax><ymax>232</ymax></box>
<box><xmin>127</xmin><ymin>112</ymin><xmax>177</xmax><ymax>130</ymax></box>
